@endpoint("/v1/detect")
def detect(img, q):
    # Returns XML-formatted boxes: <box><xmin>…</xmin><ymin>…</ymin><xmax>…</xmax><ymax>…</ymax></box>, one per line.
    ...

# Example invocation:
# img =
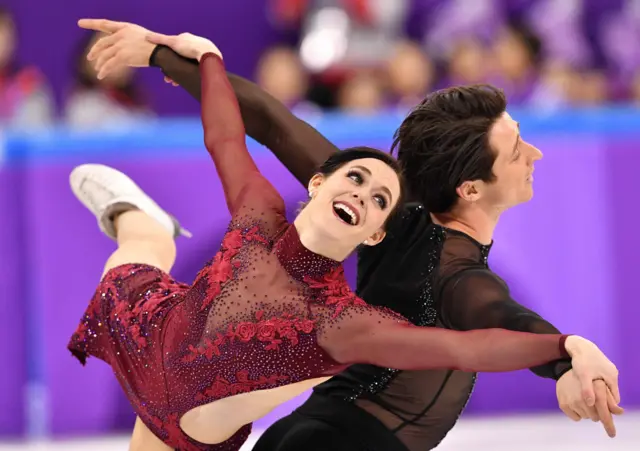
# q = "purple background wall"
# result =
<box><xmin>0</xmin><ymin>169</ymin><xmax>28</xmax><ymax>436</ymax></box>
<box><xmin>0</xmin><ymin>111</ymin><xmax>638</xmax><ymax>438</ymax></box>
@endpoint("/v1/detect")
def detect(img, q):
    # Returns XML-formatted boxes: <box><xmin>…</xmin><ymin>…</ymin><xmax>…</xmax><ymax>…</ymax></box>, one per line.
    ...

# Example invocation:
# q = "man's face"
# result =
<box><xmin>478</xmin><ymin>112</ymin><xmax>543</xmax><ymax>209</ymax></box>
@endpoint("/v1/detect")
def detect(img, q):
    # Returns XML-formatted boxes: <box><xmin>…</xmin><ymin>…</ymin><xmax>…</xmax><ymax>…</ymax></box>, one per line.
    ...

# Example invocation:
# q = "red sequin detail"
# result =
<box><xmin>196</xmin><ymin>370</ymin><xmax>290</xmax><ymax>401</ymax></box>
<box><xmin>182</xmin><ymin>310</ymin><xmax>316</xmax><ymax>363</ymax></box>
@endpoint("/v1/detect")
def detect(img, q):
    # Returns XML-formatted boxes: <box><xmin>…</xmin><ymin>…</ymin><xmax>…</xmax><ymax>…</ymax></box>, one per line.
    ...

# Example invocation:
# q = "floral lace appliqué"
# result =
<box><xmin>73</xmin><ymin>266</ymin><xmax>186</xmax><ymax>351</ymax></box>
<box><xmin>182</xmin><ymin>310</ymin><xmax>315</xmax><ymax>363</ymax></box>
<box><xmin>197</xmin><ymin>226</ymin><xmax>271</xmax><ymax>312</ymax></box>
<box><xmin>304</xmin><ymin>266</ymin><xmax>366</xmax><ymax>317</ymax></box>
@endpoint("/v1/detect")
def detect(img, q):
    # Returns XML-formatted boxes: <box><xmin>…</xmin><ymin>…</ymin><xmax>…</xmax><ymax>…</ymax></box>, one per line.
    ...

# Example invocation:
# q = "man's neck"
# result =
<box><xmin>431</xmin><ymin>204</ymin><xmax>502</xmax><ymax>245</ymax></box>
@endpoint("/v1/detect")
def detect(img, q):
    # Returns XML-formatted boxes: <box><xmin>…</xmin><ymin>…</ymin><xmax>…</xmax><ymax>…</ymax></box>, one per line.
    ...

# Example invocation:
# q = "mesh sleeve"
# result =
<box><xmin>150</xmin><ymin>45</ymin><xmax>338</xmax><ymax>185</ymax></box>
<box><xmin>439</xmin><ymin>268</ymin><xmax>572</xmax><ymax>380</ymax></box>
<box><xmin>199</xmin><ymin>53</ymin><xmax>283</xmax><ymax>216</ymax></box>
<box><xmin>317</xmin><ymin>303</ymin><xmax>571</xmax><ymax>373</ymax></box>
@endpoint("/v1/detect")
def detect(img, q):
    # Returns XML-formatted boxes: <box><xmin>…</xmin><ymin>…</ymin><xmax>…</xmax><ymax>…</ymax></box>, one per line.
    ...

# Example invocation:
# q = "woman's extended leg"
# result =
<box><xmin>70</xmin><ymin>163</ymin><xmax>189</xmax><ymax>451</ymax></box>
<box><xmin>129</xmin><ymin>417</ymin><xmax>172</xmax><ymax>451</ymax></box>
<box><xmin>102</xmin><ymin>208</ymin><xmax>176</xmax><ymax>277</ymax></box>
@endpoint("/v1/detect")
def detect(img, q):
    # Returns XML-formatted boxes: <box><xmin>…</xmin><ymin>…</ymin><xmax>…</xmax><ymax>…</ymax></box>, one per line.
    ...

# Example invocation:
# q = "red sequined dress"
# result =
<box><xmin>68</xmin><ymin>53</ymin><xmax>572</xmax><ymax>451</ymax></box>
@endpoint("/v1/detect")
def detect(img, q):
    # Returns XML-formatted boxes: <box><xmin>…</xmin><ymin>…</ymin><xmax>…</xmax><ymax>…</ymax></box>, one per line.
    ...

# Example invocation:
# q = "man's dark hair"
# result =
<box><xmin>391</xmin><ymin>84</ymin><xmax>507</xmax><ymax>213</ymax></box>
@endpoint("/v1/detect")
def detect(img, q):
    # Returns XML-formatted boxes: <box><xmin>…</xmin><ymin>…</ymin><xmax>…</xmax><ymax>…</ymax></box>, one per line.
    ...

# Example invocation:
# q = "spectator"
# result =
<box><xmin>65</xmin><ymin>31</ymin><xmax>153</xmax><ymax>129</ymax></box>
<box><xmin>385</xmin><ymin>40</ymin><xmax>434</xmax><ymax>111</ymax></box>
<box><xmin>490</xmin><ymin>20</ymin><xmax>543</xmax><ymax>105</ymax></box>
<box><xmin>337</xmin><ymin>69</ymin><xmax>384</xmax><ymax>113</ymax></box>
<box><xmin>0</xmin><ymin>6</ymin><xmax>53</xmax><ymax>129</ymax></box>
<box><xmin>443</xmin><ymin>38</ymin><xmax>490</xmax><ymax>86</ymax></box>
<box><xmin>256</xmin><ymin>46</ymin><xmax>320</xmax><ymax>114</ymax></box>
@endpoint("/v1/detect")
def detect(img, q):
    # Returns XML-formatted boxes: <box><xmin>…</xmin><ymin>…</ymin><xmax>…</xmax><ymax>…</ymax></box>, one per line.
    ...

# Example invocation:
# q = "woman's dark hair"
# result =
<box><xmin>391</xmin><ymin>84</ymin><xmax>507</xmax><ymax>213</ymax></box>
<box><xmin>314</xmin><ymin>146</ymin><xmax>407</xmax><ymax>230</ymax></box>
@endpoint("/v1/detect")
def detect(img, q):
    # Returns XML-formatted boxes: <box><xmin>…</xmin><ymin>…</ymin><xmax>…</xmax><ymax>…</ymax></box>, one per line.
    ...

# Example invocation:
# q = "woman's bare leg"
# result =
<box><xmin>101</xmin><ymin>209</ymin><xmax>176</xmax><ymax>277</ymax></box>
<box><xmin>70</xmin><ymin>164</ymin><xmax>190</xmax><ymax>450</ymax></box>
<box><xmin>129</xmin><ymin>417</ymin><xmax>173</xmax><ymax>451</ymax></box>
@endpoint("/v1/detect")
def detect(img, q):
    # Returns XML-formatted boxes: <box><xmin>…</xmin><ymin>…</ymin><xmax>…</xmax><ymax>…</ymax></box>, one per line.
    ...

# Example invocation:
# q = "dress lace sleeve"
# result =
<box><xmin>199</xmin><ymin>53</ymin><xmax>283</xmax><ymax>216</ymax></box>
<box><xmin>316</xmin><ymin>303</ymin><xmax>571</xmax><ymax>373</ymax></box>
<box><xmin>438</xmin><ymin>268</ymin><xmax>572</xmax><ymax>380</ymax></box>
<box><xmin>151</xmin><ymin>45</ymin><xmax>337</xmax><ymax>185</ymax></box>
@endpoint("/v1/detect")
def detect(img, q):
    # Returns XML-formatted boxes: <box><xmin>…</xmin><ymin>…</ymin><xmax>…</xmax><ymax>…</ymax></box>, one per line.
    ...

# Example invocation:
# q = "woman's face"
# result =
<box><xmin>305</xmin><ymin>158</ymin><xmax>402</xmax><ymax>247</ymax></box>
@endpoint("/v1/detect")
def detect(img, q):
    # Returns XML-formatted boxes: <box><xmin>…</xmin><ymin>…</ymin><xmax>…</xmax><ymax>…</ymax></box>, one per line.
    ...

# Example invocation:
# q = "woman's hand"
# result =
<box><xmin>146</xmin><ymin>32</ymin><xmax>222</xmax><ymax>62</ymax></box>
<box><xmin>564</xmin><ymin>335</ymin><xmax>620</xmax><ymax>410</ymax></box>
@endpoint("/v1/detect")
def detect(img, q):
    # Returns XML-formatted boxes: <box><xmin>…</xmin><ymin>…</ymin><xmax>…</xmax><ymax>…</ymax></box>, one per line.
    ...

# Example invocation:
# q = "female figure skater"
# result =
<box><xmin>68</xmin><ymin>41</ymin><xmax>615</xmax><ymax>451</ymax></box>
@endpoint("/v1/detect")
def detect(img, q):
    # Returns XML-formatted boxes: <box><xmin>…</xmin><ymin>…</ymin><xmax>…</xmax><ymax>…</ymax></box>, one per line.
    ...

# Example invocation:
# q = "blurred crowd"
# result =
<box><xmin>0</xmin><ymin>5</ymin><xmax>151</xmax><ymax>130</ymax></box>
<box><xmin>263</xmin><ymin>0</ymin><xmax>640</xmax><ymax>113</ymax></box>
<box><xmin>1</xmin><ymin>0</ymin><xmax>639</xmax><ymax>129</ymax></box>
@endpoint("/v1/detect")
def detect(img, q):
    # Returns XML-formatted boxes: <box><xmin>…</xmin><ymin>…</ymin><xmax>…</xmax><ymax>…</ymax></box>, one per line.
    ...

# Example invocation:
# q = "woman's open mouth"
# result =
<box><xmin>332</xmin><ymin>201</ymin><xmax>360</xmax><ymax>226</ymax></box>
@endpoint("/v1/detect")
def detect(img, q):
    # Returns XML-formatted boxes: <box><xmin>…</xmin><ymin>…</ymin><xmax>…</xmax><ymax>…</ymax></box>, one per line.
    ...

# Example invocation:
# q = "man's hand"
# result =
<box><xmin>557</xmin><ymin>369</ymin><xmax>624</xmax><ymax>437</ymax></box>
<box><xmin>78</xmin><ymin>19</ymin><xmax>156</xmax><ymax>79</ymax></box>
<box><xmin>564</xmin><ymin>336</ymin><xmax>620</xmax><ymax>403</ymax></box>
